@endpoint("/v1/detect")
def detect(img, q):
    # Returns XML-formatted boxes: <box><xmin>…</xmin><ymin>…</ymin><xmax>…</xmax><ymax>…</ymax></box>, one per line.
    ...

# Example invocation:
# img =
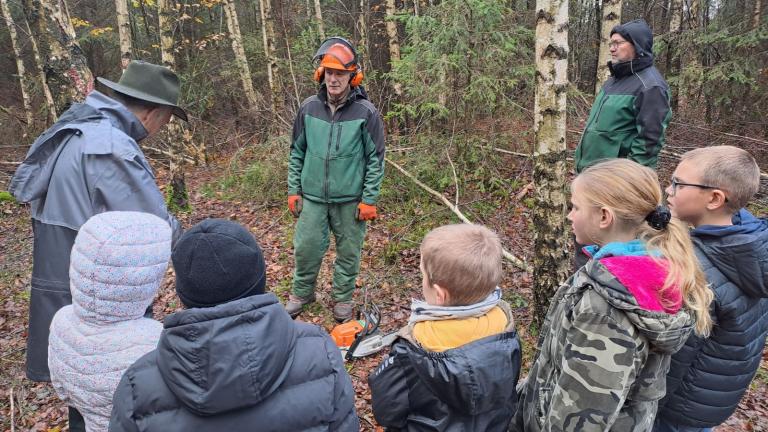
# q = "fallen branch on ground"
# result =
<box><xmin>386</xmin><ymin>157</ymin><xmax>531</xmax><ymax>272</ymax></box>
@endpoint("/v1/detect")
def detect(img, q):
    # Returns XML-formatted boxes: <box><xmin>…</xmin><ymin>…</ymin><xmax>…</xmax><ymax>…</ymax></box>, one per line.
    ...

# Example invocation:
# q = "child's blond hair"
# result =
<box><xmin>420</xmin><ymin>224</ymin><xmax>503</xmax><ymax>306</ymax></box>
<box><xmin>680</xmin><ymin>146</ymin><xmax>760</xmax><ymax>212</ymax></box>
<box><xmin>578</xmin><ymin>159</ymin><xmax>713</xmax><ymax>336</ymax></box>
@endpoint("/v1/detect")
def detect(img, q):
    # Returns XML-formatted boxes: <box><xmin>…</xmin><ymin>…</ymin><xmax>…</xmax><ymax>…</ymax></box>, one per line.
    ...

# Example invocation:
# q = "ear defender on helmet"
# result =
<box><xmin>313</xmin><ymin>37</ymin><xmax>365</xmax><ymax>87</ymax></box>
<box><xmin>313</xmin><ymin>66</ymin><xmax>325</xmax><ymax>83</ymax></box>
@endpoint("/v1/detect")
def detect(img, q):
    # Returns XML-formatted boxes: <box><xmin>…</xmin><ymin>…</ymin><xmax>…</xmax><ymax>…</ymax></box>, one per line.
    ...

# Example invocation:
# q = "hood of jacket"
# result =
<box><xmin>692</xmin><ymin>209</ymin><xmax>768</xmax><ymax>298</ymax></box>
<box><xmin>611</xmin><ymin>19</ymin><xmax>654</xmax><ymax>59</ymax></box>
<box><xmin>9</xmin><ymin>91</ymin><xmax>148</xmax><ymax>204</ymax></box>
<box><xmin>69</xmin><ymin>211</ymin><xmax>171</xmax><ymax>323</ymax></box>
<box><xmin>608</xmin><ymin>19</ymin><xmax>655</xmax><ymax>78</ymax></box>
<box><xmin>400</xmin><ymin>302</ymin><xmax>519</xmax><ymax>416</ymax></box>
<box><xmin>156</xmin><ymin>293</ymin><xmax>297</xmax><ymax>416</ymax></box>
<box><xmin>582</xmin><ymin>241</ymin><xmax>694</xmax><ymax>354</ymax></box>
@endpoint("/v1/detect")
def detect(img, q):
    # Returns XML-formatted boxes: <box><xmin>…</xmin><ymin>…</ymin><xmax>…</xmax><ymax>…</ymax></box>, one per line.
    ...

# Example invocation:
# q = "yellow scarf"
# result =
<box><xmin>412</xmin><ymin>306</ymin><xmax>508</xmax><ymax>353</ymax></box>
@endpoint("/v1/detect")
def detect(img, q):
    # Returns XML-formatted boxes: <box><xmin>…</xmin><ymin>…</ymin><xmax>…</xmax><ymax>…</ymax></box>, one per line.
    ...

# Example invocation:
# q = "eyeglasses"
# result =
<box><xmin>669</xmin><ymin>178</ymin><xmax>728</xmax><ymax>201</ymax></box>
<box><xmin>608</xmin><ymin>40</ymin><xmax>630</xmax><ymax>49</ymax></box>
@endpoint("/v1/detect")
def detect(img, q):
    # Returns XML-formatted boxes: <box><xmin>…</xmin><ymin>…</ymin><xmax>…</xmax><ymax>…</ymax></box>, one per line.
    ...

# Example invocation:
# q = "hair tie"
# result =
<box><xmin>645</xmin><ymin>206</ymin><xmax>671</xmax><ymax>230</ymax></box>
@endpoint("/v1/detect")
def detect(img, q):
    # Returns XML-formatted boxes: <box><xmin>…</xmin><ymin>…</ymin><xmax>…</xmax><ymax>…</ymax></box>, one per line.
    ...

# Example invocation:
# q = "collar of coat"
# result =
<box><xmin>608</xmin><ymin>55</ymin><xmax>654</xmax><ymax>79</ymax></box>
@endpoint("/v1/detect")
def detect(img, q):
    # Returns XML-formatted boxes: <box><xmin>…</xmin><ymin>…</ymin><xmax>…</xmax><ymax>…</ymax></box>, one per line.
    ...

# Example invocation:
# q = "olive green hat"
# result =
<box><xmin>97</xmin><ymin>60</ymin><xmax>188</xmax><ymax>122</ymax></box>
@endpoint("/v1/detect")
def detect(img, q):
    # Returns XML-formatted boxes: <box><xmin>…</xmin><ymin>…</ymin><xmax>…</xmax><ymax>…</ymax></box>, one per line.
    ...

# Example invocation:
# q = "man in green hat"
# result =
<box><xmin>9</xmin><ymin>60</ymin><xmax>186</xmax><ymax>384</ymax></box>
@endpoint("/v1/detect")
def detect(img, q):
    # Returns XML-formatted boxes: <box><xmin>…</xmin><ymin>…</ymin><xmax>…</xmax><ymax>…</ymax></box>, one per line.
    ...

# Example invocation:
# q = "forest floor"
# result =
<box><xmin>1</xmin><ymin>119</ymin><xmax>768</xmax><ymax>431</ymax></box>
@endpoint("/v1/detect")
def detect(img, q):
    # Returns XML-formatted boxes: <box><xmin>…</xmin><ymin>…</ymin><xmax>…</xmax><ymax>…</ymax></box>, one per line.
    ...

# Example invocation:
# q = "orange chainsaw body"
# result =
<box><xmin>331</xmin><ymin>320</ymin><xmax>365</xmax><ymax>348</ymax></box>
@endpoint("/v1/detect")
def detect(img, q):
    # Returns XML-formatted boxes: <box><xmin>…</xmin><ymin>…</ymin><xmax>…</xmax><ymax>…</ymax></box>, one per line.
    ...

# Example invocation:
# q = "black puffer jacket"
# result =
<box><xmin>657</xmin><ymin>210</ymin><xmax>768</xmax><ymax>428</ymax></box>
<box><xmin>368</xmin><ymin>303</ymin><xmax>521</xmax><ymax>431</ymax></box>
<box><xmin>108</xmin><ymin>293</ymin><xmax>358</xmax><ymax>431</ymax></box>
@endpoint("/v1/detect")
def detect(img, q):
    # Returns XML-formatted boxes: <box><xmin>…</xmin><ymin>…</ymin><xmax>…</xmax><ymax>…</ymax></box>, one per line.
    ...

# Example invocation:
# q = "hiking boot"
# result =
<box><xmin>333</xmin><ymin>301</ymin><xmax>355</xmax><ymax>323</ymax></box>
<box><xmin>285</xmin><ymin>294</ymin><xmax>315</xmax><ymax>318</ymax></box>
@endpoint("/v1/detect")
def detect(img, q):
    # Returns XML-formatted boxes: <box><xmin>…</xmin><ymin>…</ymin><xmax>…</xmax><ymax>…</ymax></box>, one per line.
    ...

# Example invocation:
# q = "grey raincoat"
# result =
<box><xmin>9</xmin><ymin>90</ymin><xmax>181</xmax><ymax>381</ymax></box>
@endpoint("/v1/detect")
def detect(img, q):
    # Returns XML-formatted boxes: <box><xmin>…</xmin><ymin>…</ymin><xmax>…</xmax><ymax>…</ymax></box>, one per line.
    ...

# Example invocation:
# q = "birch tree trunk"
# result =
<box><xmin>667</xmin><ymin>0</ymin><xmax>683</xmax><ymax>109</ymax></box>
<box><xmin>754</xmin><ymin>0</ymin><xmax>762</xmax><ymax>29</ymax></box>
<box><xmin>222</xmin><ymin>0</ymin><xmax>259</xmax><ymax>110</ymax></box>
<box><xmin>594</xmin><ymin>0</ymin><xmax>621</xmax><ymax>94</ymax></box>
<box><xmin>385</xmin><ymin>0</ymin><xmax>403</xmax><ymax>97</ymax></box>
<box><xmin>258</xmin><ymin>0</ymin><xmax>281</xmax><ymax>117</ymax></box>
<box><xmin>313</xmin><ymin>0</ymin><xmax>325</xmax><ymax>41</ymax></box>
<box><xmin>31</xmin><ymin>0</ymin><xmax>94</xmax><ymax>114</ymax></box>
<box><xmin>21</xmin><ymin>1</ymin><xmax>56</xmax><ymax>123</ymax></box>
<box><xmin>115</xmin><ymin>0</ymin><xmax>132</xmax><ymax>68</ymax></box>
<box><xmin>533</xmin><ymin>0</ymin><xmax>571</xmax><ymax>325</ymax></box>
<box><xmin>1</xmin><ymin>0</ymin><xmax>34</xmax><ymax>129</ymax></box>
<box><xmin>158</xmin><ymin>0</ymin><xmax>189</xmax><ymax>210</ymax></box>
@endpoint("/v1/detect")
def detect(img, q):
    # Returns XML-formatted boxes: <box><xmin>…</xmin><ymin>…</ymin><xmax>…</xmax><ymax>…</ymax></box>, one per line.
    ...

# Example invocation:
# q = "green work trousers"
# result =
<box><xmin>292</xmin><ymin>199</ymin><xmax>366</xmax><ymax>302</ymax></box>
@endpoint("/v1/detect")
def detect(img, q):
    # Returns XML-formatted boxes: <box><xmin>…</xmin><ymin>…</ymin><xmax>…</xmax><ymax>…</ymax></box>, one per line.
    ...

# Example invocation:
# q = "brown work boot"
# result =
<box><xmin>333</xmin><ymin>301</ymin><xmax>355</xmax><ymax>323</ymax></box>
<box><xmin>285</xmin><ymin>294</ymin><xmax>315</xmax><ymax>318</ymax></box>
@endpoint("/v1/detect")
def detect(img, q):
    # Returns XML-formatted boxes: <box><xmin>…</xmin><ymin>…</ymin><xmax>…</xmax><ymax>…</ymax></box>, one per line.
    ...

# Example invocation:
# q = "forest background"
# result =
<box><xmin>0</xmin><ymin>0</ymin><xmax>767</xmax><ymax>430</ymax></box>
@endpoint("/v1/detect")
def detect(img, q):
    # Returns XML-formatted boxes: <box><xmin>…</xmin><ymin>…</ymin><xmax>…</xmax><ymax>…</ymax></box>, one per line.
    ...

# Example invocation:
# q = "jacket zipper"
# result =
<box><xmin>591</xmin><ymin>94</ymin><xmax>610</xmax><ymax>127</ymax></box>
<box><xmin>325</xmin><ymin>110</ymin><xmax>339</xmax><ymax>201</ymax></box>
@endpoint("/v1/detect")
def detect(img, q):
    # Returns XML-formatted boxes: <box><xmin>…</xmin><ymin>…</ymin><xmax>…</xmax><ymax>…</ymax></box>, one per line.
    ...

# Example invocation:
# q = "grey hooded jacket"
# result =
<box><xmin>108</xmin><ymin>293</ymin><xmax>359</xmax><ymax>432</ymax></box>
<box><xmin>9</xmin><ymin>90</ymin><xmax>180</xmax><ymax>381</ymax></box>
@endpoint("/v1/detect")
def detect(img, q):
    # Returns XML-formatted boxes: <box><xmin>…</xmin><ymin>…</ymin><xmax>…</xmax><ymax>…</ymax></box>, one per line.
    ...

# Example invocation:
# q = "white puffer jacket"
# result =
<box><xmin>48</xmin><ymin>211</ymin><xmax>171</xmax><ymax>432</ymax></box>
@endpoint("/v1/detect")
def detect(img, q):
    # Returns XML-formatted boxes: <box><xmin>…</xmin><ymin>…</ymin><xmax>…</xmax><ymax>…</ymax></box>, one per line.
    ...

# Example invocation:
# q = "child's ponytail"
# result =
<box><xmin>643</xmin><ymin>218</ymin><xmax>713</xmax><ymax>336</ymax></box>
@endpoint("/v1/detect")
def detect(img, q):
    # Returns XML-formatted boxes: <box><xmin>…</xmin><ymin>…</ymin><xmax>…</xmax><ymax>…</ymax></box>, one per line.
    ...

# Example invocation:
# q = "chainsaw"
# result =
<box><xmin>330</xmin><ymin>302</ymin><xmax>398</xmax><ymax>361</ymax></box>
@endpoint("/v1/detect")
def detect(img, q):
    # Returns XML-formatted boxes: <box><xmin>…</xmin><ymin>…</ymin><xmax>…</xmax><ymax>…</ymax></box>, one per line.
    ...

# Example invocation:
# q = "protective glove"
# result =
<box><xmin>356</xmin><ymin>203</ymin><xmax>378</xmax><ymax>221</ymax></box>
<box><xmin>288</xmin><ymin>195</ymin><xmax>303</xmax><ymax>218</ymax></box>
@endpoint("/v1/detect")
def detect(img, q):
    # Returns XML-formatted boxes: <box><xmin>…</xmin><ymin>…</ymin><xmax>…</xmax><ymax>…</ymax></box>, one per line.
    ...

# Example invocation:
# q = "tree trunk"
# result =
<box><xmin>594</xmin><ymin>0</ymin><xmax>621</xmax><ymax>94</ymax></box>
<box><xmin>30</xmin><ymin>0</ymin><xmax>94</xmax><ymax>115</ymax></box>
<box><xmin>753</xmin><ymin>0</ymin><xmax>762</xmax><ymax>29</ymax></box>
<box><xmin>1</xmin><ymin>0</ymin><xmax>34</xmax><ymax>129</ymax></box>
<box><xmin>158</xmin><ymin>0</ymin><xmax>189</xmax><ymax>211</ymax></box>
<box><xmin>115</xmin><ymin>0</ymin><xmax>132</xmax><ymax>68</ymax></box>
<box><xmin>385</xmin><ymin>0</ymin><xmax>403</xmax><ymax>97</ymax></box>
<box><xmin>222</xmin><ymin>0</ymin><xmax>259</xmax><ymax>111</ymax></box>
<box><xmin>533</xmin><ymin>0</ymin><xmax>571</xmax><ymax>326</ymax></box>
<box><xmin>258</xmin><ymin>0</ymin><xmax>281</xmax><ymax>117</ymax></box>
<box><xmin>313</xmin><ymin>0</ymin><xmax>325</xmax><ymax>41</ymax></box>
<box><xmin>20</xmin><ymin>1</ymin><xmax>56</xmax><ymax>123</ymax></box>
<box><xmin>666</xmin><ymin>0</ymin><xmax>683</xmax><ymax>110</ymax></box>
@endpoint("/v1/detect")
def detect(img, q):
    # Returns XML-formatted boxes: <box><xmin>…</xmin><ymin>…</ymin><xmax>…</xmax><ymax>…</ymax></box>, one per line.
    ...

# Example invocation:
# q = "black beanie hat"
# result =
<box><xmin>172</xmin><ymin>219</ymin><xmax>266</xmax><ymax>308</ymax></box>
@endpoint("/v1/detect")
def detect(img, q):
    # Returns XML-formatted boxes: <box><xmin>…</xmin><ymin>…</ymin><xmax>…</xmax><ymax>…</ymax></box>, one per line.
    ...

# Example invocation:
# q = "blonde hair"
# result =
<box><xmin>420</xmin><ymin>224</ymin><xmax>503</xmax><ymax>306</ymax></box>
<box><xmin>680</xmin><ymin>146</ymin><xmax>760</xmax><ymax>212</ymax></box>
<box><xmin>578</xmin><ymin>159</ymin><xmax>713</xmax><ymax>336</ymax></box>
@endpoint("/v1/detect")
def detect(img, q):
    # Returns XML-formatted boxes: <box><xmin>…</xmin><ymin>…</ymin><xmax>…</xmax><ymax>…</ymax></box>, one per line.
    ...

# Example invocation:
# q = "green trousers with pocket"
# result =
<box><xmin>292</xmin><ymin>199</ymin><xmax>366</xmax><ymax>302</ymax></box>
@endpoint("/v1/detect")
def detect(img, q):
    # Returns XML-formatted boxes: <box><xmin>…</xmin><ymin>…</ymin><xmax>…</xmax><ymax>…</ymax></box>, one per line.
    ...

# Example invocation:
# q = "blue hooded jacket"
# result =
<box><xmin>657</xmin><ymin>209</ymin><xmax>768</xmax><ymax>427</ymax></box>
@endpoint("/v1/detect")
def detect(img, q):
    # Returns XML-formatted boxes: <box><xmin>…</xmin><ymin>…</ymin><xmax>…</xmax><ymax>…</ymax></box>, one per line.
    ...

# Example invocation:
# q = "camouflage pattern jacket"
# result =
<box><xmin>512</xmin><ymin>250</ymin><xmax>694</xmax><ymax>432</ymax></box>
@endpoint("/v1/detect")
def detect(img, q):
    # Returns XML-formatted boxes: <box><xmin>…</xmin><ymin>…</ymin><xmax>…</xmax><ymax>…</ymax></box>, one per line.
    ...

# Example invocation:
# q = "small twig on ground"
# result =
<box><xmin>10</xmin><ymin>386</ymin><xmax>15</xmax><ymax>432</ymax></box>
<box><xmin>386</xmin><ymin>157</ymin><xmax>530</xmax><ymax>272</ymax></box>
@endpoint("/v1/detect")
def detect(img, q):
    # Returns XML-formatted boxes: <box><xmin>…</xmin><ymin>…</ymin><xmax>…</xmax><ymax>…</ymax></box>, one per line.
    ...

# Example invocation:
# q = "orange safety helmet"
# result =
<box><xmin>313</xmin><ymin>37</ymin><xmax>364</xmax><ymax>87</ymax></box>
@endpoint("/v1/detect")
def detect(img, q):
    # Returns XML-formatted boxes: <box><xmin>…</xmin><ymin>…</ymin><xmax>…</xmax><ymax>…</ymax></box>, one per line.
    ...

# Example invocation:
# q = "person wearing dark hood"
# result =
<box><xmin>108</xmin><ymin>219</ymin><xmax>359</xmax><ymax>432</ymax></box>
<box><xmin>286</xmin><ymin>37</ymin><xmax>385</xmax><ymax>323</ymax></box>
<box><xmin>8</xmin><ymin>60</ymin><xmax>184</xmax><ymax>383</ymax></box>
<box><xmin>654</xmin><ymin>146</ymin><xmax>768</xmax><ymax>432</ymax></box>
<box><xmin>574</xmin><ymin>19</ymin><xmax>671</xmax><ymax>174</ymax></box>
<box><xmin>572</xmin><ymin>19</ymin><xmax>672</xmax><ymax>270</ymax></box>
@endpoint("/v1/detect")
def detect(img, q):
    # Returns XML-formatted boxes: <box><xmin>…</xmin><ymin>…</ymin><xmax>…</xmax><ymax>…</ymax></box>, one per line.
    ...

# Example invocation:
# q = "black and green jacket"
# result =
<box><xmin>288</xmin><ymin>85</ymin><xmax>385</xmax><ymax>205</ymax></box>
<box><xmin>574</xmin><ymin>19</ymin><xmax>671</xmax><ymax>173</ymax></box>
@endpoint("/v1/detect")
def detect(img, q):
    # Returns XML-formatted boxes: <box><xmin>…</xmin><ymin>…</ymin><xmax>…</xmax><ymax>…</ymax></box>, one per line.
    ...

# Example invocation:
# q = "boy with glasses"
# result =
<box><xmin>654</xmin><ymin>145</ymin><xmax>768</xmax><ymax>431</ymax></box>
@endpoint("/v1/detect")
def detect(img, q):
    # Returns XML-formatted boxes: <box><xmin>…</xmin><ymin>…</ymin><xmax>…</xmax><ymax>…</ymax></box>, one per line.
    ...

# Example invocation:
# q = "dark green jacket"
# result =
<box><xmin>574</xmin><ymin>20</ymin><xmax>671</xmax><ymax>173</ymax></box>
<box><xmin>288</xmin><ymin>85</ymin><xmax>385</xmax><ymax>204</ymax></box>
